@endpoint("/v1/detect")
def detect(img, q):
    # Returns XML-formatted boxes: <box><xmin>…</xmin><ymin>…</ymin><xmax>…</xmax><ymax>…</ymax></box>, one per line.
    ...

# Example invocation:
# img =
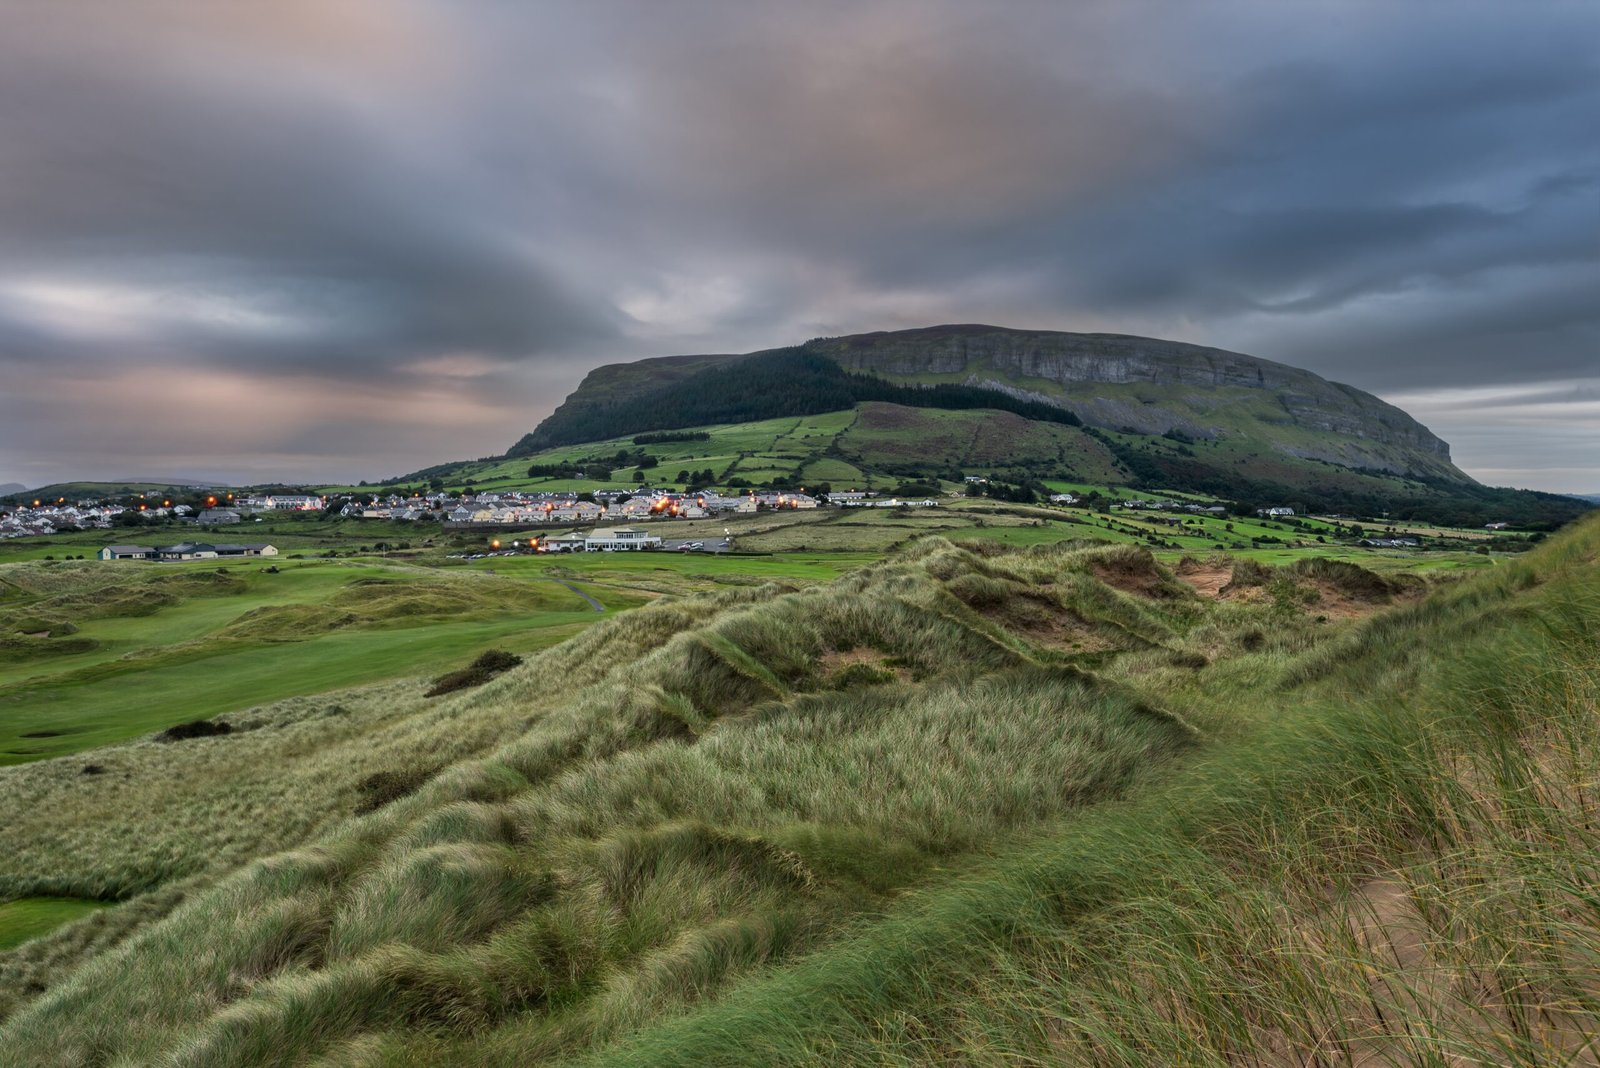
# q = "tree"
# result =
<box><xmin>632</xmin><ymin>470</ymin><xmax>645</xmax><ymax>483</ymax></box>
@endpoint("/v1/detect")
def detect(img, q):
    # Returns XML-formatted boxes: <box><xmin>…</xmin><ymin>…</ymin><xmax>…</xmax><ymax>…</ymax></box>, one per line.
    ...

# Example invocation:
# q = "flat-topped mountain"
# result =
<box><xmin>809</xmin><ymin>325</ymin><xmax>1458</xmax><ymax>478</ymax></box>
<box><xmin>454</xmin><ymin>324</ymin><xmax>1588</xmax><ymax>527</ymax></box>
<box><xmin>512</xmin><ymin>324</ymin><xmax>1462</xmax><ymax>483</ymax></box>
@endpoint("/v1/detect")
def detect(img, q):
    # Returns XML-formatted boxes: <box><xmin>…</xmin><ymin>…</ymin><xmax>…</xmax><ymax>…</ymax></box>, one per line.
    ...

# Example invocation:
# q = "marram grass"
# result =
<box><xmin>0</xmin><ymin>525</ymin><xmax>1596</xmax><ymax>1065</ymax></box>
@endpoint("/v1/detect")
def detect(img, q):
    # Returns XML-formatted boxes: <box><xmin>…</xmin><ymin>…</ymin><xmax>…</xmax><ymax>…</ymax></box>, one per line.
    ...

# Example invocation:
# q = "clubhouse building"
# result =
<box><xmin>99</xmin><ymin>542</ymin><xmax>279</xmax><ymax>562</ymax></box>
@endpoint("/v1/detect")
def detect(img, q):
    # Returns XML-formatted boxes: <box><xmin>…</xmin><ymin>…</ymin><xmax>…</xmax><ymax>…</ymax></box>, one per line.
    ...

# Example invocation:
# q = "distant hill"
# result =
<box><xmin>0</xmin><ymin>483</ymin><xmax>24</xmax><ymax>496</ymax></box>
<box><xmin>108</xmin><ymin>476</ymin><xmax>223</xmax><ymax>488</ymax></box>
<box><xmin>513</xmin><ymin>325</ymin><xmax>1464</xmax><ymax>483</ymax></box>
<box><xmin>488</xmin><ymin>325</ymin><xmax>1586</xmax><ymax>528</ymax></box>
<box><xmin>3</xmin><ymin>479</ymin><xmax>231</xmax><ymax>505</ymax></box>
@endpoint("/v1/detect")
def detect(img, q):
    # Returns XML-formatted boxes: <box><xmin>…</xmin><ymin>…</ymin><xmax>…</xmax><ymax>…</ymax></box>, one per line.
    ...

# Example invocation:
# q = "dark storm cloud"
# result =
<box><xmin>0</xmin><ymin>2</ymin><xmax>618</xmax><ymax>384</ymax></box>
<box><xmin>1</xmin><ymin>1</ymin><xmax>1595</xmax><ymax>489</ymax></box>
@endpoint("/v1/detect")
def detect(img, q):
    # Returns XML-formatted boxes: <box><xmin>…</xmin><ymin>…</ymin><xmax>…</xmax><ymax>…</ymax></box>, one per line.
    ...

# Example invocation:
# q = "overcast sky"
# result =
<box><xmin>1</xmin><ymin>1</ymin><xmax>1595</xmax><ymax>492</ymax></box>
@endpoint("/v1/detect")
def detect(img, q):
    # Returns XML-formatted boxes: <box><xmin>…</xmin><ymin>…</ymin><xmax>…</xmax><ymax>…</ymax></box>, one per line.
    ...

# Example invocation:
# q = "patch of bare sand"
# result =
<box><xmin>1176</xmin><ymin>564</ymin><xmax>1231</xmax><ymax>599</ymax></box>
<box><xmin>818</xmin><ymin>647</ymin><xmax>912</xmax><ymax>682</ymax></box>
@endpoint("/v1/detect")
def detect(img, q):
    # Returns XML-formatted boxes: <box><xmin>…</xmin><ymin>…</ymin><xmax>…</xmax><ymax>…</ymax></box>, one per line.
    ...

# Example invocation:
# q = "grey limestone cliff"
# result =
<box><xmin>803</xmin><ymin>325</ymin><xmax>1460</xmax><ymax>479</ymax></box>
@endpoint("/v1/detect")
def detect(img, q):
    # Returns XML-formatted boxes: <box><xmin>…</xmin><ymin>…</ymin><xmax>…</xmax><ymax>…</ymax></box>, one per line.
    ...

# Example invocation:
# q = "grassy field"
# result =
<box><xmin>0</xmin><ymin>556</ymin><xmax>637</xmax><ymax>764</ymax></box>
<box><xmin>0</xmin><ymin>508</ymin><xmax>1592</xmax><ymax>1063</ymax></box>
<box><xmin>0</xmin><ymin>899</ymin><xmax>108</xmax><ymax>952</ymax></box>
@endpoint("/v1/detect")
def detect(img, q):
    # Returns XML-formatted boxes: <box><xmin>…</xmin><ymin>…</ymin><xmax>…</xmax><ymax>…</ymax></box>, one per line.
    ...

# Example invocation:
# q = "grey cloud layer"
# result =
<box><xmin>1</xmin><ymin>1</ymin><xmax>1595</xmax><ymax>488</ymax></box>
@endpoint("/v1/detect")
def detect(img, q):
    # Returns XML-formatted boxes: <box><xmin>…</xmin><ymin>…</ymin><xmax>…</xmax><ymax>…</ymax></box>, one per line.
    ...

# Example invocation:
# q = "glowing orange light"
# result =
<box><xmin>162</xmin><ymin>500</ymin><xmax>171</xmax><ymax>507</ymax></box>
<box><xmin>490</xmin><ymin>538</ymin><xmax>501</xmax><ymax>549</ymax></box>
<box><xmin>139</xmin><ymin>504</ymin><xmax>147</xmax><ymax>511</ymax></box>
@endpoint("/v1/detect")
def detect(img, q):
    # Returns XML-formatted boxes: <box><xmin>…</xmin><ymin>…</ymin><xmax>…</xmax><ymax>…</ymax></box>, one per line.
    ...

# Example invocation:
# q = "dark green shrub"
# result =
<box><xmin>425</xmin><ymin>649</ymin><xmax>524</xmax><ymax>697</ymax></box>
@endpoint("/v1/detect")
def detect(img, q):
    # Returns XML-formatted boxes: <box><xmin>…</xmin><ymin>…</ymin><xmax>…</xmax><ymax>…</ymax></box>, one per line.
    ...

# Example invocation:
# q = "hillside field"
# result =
<box><xmin>0</xmin><ymin>503</ymin><xmax>1594</xmax><ymax>1063</ymax></box>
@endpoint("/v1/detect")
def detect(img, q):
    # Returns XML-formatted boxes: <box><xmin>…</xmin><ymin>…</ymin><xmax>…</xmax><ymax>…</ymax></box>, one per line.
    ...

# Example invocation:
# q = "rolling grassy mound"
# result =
<box><xmin>0</xmin><ymin>520</ymin><xmax>1597</xmax><ymax>1064</ymax></box>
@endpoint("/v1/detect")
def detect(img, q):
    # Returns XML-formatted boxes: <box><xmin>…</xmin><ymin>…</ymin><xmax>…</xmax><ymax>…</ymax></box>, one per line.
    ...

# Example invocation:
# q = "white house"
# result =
<box><xmin>540</xmin><ymin>531</ymin><xmax>589</xmax><ymax>553</ymax></box>
<box><xmin>263</xmin><ymin>495</ymin><xmax>322</xmax><ymax>511</ymax></box>
<box><xmin>99</xmin><ymin>544</ymin><xmax>155</xmax><ymax>561</ymax></box>
<box><xmin>584</xmin><ymin>527</ymin><xmax>661</xmax><ymax>551</ymax></box>
<box><xmin>1258</xmin><ymin>507</ymin><xmax>1296</xmax><ymax>518</ymax></box>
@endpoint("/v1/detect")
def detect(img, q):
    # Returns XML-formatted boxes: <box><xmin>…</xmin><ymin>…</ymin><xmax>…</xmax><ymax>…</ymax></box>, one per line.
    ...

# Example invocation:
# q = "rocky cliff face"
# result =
<box><xmin>803</xmin><ymin>325</ymin><xmax>1461</xmax><ymax>479</ymax></box>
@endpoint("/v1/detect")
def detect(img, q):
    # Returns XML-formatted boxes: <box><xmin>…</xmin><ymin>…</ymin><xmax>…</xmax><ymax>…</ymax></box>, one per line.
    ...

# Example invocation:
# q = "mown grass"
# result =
<box><xmin>0</xmin><ymin>520</ymin><xmax>1594</xmax><ymax>1065</ymax></box>
<box><xmin>0</xmin><ymin>559</ymin><xmax>627</xmax><ymax>763</ymax></box>
<box><xmin>0</xmin><ymin>899</ymin><xmax>108</xmax><ymax>952</ymax></box>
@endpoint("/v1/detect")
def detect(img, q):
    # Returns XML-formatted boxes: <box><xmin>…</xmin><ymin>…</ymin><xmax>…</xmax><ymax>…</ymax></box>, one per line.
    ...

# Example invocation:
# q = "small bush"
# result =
<box><xmin>424</xmin><ymin>649</ymin><xmax>524</xmax><ymax>697</ymax></box>
<box><xmin>355</xmin><ymin>765</ymin><xmax>442</xmax><ymax>812</ymax></box>
<box><xmin>156</xmin><ymin>719</ymin><xmax>233</xmax><ymax>742</ymax></box>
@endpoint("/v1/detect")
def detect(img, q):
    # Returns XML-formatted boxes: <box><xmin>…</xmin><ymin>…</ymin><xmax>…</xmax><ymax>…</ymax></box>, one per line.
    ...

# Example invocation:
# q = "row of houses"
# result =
<box><xmin>1117</xmin><ymin>498</ymin><xmax>1231</xmax><ymax>515</ymax></box>
<box><xmin>346</xmin><ymin>487</ymin><xmax>969</xmax><ymax>528</ymax></box>
<box><xmin>836</xmin><ymin>496</ymin><xmax>941</xmax><ymax>509</ymax></box>
<box><xmin>235</xmin><ymin>494</ymin><xmax>323</xmax><ymax>511</ymax></box>
<box><xmin>1</xmin><ymin>502</ymin><xmax>192</xmax><ymax>538</ymax></box>
<box><xmin>1357</xmin><ymin>537</ymin><xmax>1420</xmax><ymax>549</ymax></box>
<box><xmin>439</xmin><ymin>490</ymin><xmax>778</xmax><ymax>527</ymax></box>
<box><xmin>99</xmin><ymin>542</ymin><xmax>279</xmax><ymax>562</ymax></box>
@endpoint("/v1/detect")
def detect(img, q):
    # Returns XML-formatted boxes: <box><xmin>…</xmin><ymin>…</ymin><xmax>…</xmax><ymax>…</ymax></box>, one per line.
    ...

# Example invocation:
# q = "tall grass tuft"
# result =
<box><xmin>1</xmin><ymin>518</ymin><xmax>1596</xmax><ymax>1065</ymax></box>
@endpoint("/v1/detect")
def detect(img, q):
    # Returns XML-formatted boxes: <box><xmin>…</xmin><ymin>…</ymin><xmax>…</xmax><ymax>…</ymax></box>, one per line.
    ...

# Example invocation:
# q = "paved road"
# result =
<box><xmin>547</xmin><ymin>578</ymin><xmax>604</xmax><ymax>612</ymax></box>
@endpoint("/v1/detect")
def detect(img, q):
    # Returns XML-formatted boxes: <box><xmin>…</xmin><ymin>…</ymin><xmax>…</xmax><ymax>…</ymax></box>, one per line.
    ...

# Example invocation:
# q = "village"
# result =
<box><xmin>0</xmin><ymin>481</ymin><xmax>1526</xmax><ymax>563</ymax></box>
<box><xmin>0</xmin><ymin>492</ymin><xmax>323</xmax><ymax>539</ymax></box>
